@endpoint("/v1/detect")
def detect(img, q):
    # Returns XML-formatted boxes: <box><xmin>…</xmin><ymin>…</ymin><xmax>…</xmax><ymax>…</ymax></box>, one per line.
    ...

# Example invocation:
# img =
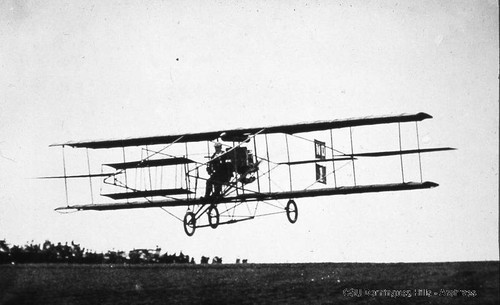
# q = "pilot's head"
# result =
<box><xmin>214</xmin><ymin>142</ymin><xmax>222</xmax><ymax>151</ymax></box>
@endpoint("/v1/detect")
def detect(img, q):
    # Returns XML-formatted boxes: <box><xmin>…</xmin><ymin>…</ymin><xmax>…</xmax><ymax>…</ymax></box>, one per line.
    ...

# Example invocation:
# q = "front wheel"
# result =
<box><xmin>183</xmin><ymin>212</ymin><xmax>196</xmax><ymax>236</ymax></box>
<box><xmin>207</xmin><ymin>205</ymin><xmax>220</xmax><ymax>229</ymax></box>
<box><xmin>285</xmin><ymin>199</ymin><xmax>298</xmax><ymax>224</ymax></box>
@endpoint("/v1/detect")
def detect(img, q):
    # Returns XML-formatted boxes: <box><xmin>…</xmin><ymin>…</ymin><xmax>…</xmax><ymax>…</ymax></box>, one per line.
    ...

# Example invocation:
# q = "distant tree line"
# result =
<box><xmin>0</xmin><ymin>240</ymin><xmax>222</xmax><ymax>265</ymax></box>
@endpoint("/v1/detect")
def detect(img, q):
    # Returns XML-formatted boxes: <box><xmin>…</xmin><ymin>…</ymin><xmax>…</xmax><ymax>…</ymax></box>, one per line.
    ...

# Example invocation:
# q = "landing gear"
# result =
<box><xmin>207</xmin><ymin>205</ymin><xmax>220</xmax><ymax>229</ymax></box>
<box><xmin>285</xmin><ymin>199</ymin><xmax>298</xmax><ymax>224</ymax></box>
<box><xmin>183</xmin><ymin>212</ymin><xmax>196</xmax><ymax>236</ymax></box>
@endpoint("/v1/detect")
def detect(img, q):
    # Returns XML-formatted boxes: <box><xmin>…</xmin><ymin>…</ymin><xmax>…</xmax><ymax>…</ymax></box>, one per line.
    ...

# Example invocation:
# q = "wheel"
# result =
<box><xmin>207</xmin><ymin>205</ymin><xmax>220</xmax><ymax>229</ymax></box>
<box><xmin>183</xmin><ymin>212</ymin><xmax>196</xmax><ymax>236</ymax></box>
<box><xmin>285</xmin><ymin>199</ymin><xmax>298</xmax><ymax>224</ymax></box>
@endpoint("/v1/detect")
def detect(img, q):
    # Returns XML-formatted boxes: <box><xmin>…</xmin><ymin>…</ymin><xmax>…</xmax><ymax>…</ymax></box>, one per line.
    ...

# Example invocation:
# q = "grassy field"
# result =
<box><xmin>0</xmin><ymin>262</ymin><xmax>498</xmax><ymax>304</ymax></box>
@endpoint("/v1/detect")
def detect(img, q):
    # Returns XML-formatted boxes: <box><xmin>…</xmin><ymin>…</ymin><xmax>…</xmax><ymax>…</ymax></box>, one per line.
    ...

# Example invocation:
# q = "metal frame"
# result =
<box><xmin>48</xmin><ymin>113</ymin><xmax>453</xmax><ymax>236</ymax></box>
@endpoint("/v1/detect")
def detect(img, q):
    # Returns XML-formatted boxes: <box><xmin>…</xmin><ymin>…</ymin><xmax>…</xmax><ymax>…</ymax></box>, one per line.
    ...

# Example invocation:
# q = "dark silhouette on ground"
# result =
<box><xmin>0</xmin><ymin>239</ymin><xmax>221</xmax><ymax>265</ymax></box>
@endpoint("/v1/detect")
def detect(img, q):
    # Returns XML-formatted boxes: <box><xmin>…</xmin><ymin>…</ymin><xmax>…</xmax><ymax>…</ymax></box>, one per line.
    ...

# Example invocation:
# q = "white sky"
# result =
<box><xmin>0</xmin><ymin>0</ymin><xmax>498</xmax><ymax>263</ymax></box>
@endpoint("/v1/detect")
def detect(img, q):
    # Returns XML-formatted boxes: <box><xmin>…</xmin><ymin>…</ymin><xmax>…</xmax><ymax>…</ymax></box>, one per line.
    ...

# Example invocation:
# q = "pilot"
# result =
<box><xmin>204</xmin><ymin>142</ymin><xmax>226</xmax><ymax>198</ymax></box>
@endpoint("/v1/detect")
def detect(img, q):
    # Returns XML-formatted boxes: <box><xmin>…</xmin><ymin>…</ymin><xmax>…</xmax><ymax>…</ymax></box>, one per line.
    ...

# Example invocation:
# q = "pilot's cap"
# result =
<box><xmin>214</xmin><ymin>142</ymin><xmax>222</xmax><ymax>148</ymax></box>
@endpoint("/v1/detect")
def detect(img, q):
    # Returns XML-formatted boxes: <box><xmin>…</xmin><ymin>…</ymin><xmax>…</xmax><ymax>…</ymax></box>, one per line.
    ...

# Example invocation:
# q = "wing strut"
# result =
<box><xmin>330</xmin><ymin>129</ymin><xmax>337</xmax><ymax>187</ymax></box>
<box><xmin>62</xmin><ymin>146</ymin><xmax>69</xmax><ymax>207</ymax></box>
<box><xmin>349</xmin><ymin>127</ymin><xmax>356</xmax><ymax>186</ymax></box>
<box><xmin>416</xmin><ymin>121</ymin><xmax>423</xmax><ymax>182</ymax></box>
<box><xmin>86</xmin><ymin>148</ymin><xmax>94</xmax><ymax>204</ymax></box>
<box><xmin>285</xmin><ymin>134</ymin><xmax>292</xmax><ymax>191</ymax></box>
<box><xmin>398</xmin><ymin>123</ymin><xmax>405</xmax><ymax>183</ymax></box>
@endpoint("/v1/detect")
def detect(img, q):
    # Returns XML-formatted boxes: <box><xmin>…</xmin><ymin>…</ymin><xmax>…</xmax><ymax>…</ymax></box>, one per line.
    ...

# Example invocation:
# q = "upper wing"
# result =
<box><xmin>51</xmin><ymin>112</ymin><xmax>432</xmax><ymax>149</ymax></box>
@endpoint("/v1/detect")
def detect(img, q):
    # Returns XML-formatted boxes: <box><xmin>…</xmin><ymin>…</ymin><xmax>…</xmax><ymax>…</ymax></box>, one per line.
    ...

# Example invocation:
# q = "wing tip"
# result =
<box><xmin>416</xmin><ymin>112</ymin><xmax>433</xmax><ymax>120</ymax></box>
<box><xmin>55</xmin><ymin>206</ymin><xmax>81</xmax><ymax>213</ymax></box>
<box><xmin>423</xmin><ymin>181</ymin><xmax>439</xmax><ymax>188</ymax></box>
<box><xmin>49</xmin><ymin>142</ymin><xmax>79</xmax><ymax>148</ymax></box>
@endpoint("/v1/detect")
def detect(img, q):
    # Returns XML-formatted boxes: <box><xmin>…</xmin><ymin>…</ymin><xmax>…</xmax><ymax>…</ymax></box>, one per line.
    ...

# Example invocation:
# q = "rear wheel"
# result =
<box><xmin>183</xmin><ymin>212</ymin><xmax>196</xmax><ymax>236</ymax></box>
<box><xmin>207</xmin><ymin>205</ymin><xmax>220</xmax><ymax>229</ymax></box>
<box><xmin>285</xmin><ymin>199</ymin><xmax>298</xmax><ymax>224</ymax></box>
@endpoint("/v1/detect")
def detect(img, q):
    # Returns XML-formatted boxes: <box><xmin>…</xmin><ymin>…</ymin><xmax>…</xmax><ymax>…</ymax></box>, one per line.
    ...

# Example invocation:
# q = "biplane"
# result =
<box><xmin>44</xmin><ymin>112</ymin><xmax>454</xmax><ymax>236</ymax></box>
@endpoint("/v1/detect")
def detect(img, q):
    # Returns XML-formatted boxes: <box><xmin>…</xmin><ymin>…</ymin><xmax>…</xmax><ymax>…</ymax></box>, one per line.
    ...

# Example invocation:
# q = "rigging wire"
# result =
<box><xmin>304</xmin><ymin>161</ymin><xmax>352</xmax><ymax>190</ymax></box>
<box><xmin>289</xmin><ymin>133</ymin><xmax>347</xmax><ymax>155</ymax></box>
<box><xmin>159</xmin><ymin>207</ymin><xmax>183</xmax><ymax>222</ymax></box>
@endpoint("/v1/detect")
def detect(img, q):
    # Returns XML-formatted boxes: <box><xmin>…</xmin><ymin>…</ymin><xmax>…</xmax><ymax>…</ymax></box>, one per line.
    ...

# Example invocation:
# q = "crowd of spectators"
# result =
<box><xmin>0</xmin><ymin>239</ymin><xmax>217</xmax><ymax>265</ymax></box>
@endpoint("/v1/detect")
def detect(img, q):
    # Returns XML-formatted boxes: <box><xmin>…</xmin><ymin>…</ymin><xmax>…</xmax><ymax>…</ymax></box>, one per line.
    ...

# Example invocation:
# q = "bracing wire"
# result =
<box><xmin>159</xmin><ymin>207</ymin><xmax>183</xmax><ymax>222</ymax></box>
<box><xmin>304</xmin><ymin>161</ymin><xmax>352</xmax><ymax>190</ymax></box>
<box><xmin>290</xmin><ymin>133</ymin><xmax>347</xmax><ymax>155</ymax></box>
